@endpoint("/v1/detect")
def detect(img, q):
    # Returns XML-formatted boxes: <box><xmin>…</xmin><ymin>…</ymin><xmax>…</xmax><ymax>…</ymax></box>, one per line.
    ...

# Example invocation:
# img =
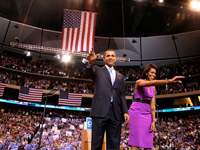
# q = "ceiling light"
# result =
<box><xmin>24</xmin><ymin>51</ymin><xmax>31</xmax><ymax>56</ymax></box>
<box><xmin>54</xmin><ymin>54</ymin><xmax>61</xmax><ymax>59</ymax></box>
<box><xmin>62</xmin><ymin>54</ymin><xmax>71</xmax><ymax>63</ymax></box>
<box><xmin>190</xmin><ymin>0</ymin><xmax>200</xmax><ymax>11</ymax></box>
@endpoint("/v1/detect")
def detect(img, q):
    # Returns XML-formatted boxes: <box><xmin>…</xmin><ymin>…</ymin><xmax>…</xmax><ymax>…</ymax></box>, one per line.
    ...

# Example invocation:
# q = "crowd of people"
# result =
<box><xmin>0</xmin><ymin>71</ymin><xmax>94</xmax><ymax>94</ymax></box>
<box><xmin>0</xmin><ymin>51</ymin><xmax>200</xmax><ymax>96</ymax></box>
<box><xmin>0</xmin><ymin>69</ymin><xmax>199</xmax><ymax>97</ymax></box>
<box><xmin>1</xmin><ymin>52</ymin><xmax>200</xmax><ymax>79</ymax></box>
<box><xmin>0</xmin><ymin>108</ymin><xmax>41</xmax><ymax>149</ymax></box>
<box><xmin>0</xmin><ymin>50</ymin><xmax>200</xmax><ymax>149</ymax></box>
<box><xmin>0</xmin><ymin>106</ymin><xmax>200</xmax><ymax>149</ymax></box>
<box><xmin>155</xmin><ymin>115</ymin><xmax>200</xmax><ymax>149</ymax></box>
<box><xmin>120</xmin><ymin>114</ymin><xmax>200</xmax><ymax>149</ymax></box>
<box><xmin>1</xmin><ymin>52</ymin><xmax>200</xmax><ymax>80</ymax></box>
<box><xmin>0</xmin><ymin>52</ymin><xmax>86</xmax><ymax>79</ymax></box>
<box><xmin>30</xmin><ymin>116</ymin><xmax>84</xmax><ymax>150</ymax></box>
<box><xmin>0</xmin><ymin>107</ymin><xmax>85</xmax><ymax>150</ymax></box>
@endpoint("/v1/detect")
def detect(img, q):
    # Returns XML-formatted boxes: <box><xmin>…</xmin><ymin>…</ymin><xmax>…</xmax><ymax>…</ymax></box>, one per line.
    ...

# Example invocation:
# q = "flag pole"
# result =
<box><xmin>37</xmin><ymin>89</ymin><xmax>60</xmax><ymax>149</ymax></box>
<box><xmin>37</xmin><ymin>95</ymin><xmax>47</xmax><ymax>150</ymax></box>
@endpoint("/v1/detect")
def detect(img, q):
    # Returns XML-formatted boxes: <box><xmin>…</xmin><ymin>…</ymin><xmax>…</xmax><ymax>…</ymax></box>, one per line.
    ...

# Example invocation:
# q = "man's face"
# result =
<box><xmin>103</xmin><ymin>50</ymin><xmax>117</xmax><ymax>67</ymax></box>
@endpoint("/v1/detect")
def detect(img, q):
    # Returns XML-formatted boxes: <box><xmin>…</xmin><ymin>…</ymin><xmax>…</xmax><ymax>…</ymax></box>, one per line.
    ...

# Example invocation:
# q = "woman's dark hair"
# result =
<box><xmin>141</xmin><ymin>63</ymin><xmax>158</xmax><ymax>79</ymax></box>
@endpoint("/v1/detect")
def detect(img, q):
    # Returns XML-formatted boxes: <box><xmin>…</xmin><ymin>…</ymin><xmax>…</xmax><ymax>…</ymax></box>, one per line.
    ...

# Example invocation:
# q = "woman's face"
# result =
<box><xmin>147</xmin><ymin>68</ymin><xmax>156</xmax><ymax>81</ymax></box>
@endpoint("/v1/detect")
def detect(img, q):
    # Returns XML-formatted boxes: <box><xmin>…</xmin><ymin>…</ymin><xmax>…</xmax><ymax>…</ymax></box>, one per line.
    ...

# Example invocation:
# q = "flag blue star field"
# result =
<box><xmin>59</xmin><ymin>90</ymin><xmax>82</xmax><ymax>106</ymax></box>
<box><xmin>18</xmin><ymin>86</ymin><xmax>43</xmax><ymax>103</ymax></box>
<box><xmin>61</xmin><ymin>9</ymin><xmax>97</xmax><ymax>53</ymax></box>
<box><xmin>0</xmin><ymin>82</ymin><xmax>5</xmax><ymax>97</ymax></box>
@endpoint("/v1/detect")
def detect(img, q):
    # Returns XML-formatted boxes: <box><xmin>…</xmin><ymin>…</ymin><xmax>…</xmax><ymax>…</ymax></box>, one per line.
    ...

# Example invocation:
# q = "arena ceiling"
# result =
<box><xmin>1</xmin><ymin>0</ymin><xmax>200</xmax><ymax>37</ymax></box>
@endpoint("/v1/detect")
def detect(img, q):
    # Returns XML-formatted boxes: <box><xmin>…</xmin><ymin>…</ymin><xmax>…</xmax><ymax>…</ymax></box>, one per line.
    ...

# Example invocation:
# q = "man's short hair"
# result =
<box><xmin>103</xmin><ymin>49</ymin><xmax>116</xmax><ymax>58</ymax></box>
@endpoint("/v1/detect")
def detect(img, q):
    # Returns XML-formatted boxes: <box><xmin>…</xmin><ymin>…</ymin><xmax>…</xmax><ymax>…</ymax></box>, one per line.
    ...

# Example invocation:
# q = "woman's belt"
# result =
<box><xmin>133</xmin><ymin>98</ymin><xmax>151</xmax><ymax>104</ymax></box>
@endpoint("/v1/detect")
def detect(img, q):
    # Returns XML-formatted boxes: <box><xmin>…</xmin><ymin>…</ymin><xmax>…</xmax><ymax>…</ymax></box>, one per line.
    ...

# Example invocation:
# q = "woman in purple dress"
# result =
<box><xmin>128</xmin><ymin>63</ymin><xmax>184</xmax><ymax>150</ymax></box>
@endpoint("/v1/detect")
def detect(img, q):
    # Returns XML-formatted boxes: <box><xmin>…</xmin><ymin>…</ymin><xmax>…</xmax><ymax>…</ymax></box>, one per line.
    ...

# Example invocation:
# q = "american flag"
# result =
<box><xmin>0</xmin><ymin>82</ymin><xmax>5</xmax><ymax>97</ymax></box>
<box><xmin>58</xmin><ymin>90</ymin><xmax>82</xmax><ymax>106</ymax></box>
<box><xmin>18</xmin><ymin>86</ymin><xmax>43</xmax><ymax>103</ymax></box>
<box><xmin>61</xmin><ymin>9</ymin><xmax>97</xmax><ymax>53</ymax></box>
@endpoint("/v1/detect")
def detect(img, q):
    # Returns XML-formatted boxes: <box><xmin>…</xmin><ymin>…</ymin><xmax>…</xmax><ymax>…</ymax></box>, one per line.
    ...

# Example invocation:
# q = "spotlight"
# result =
<box><xmin>24</xmin><ymin>50</ymin><xmax>31</xmax><ymax>56</ymax></box>
<box><xmin>27</xmin><ymin>51</ymin><xmax>31</xmax><ymax>56</ymax></box>
<box><xmin>190</xmin><ymin>0</ymin><xmax>200</xmax><ymax>11</ymax></box>
<box><xmin>62</xmin><ymin>54</ymin><xmax>71</xmax><ymax>63</ymax></box>
<box><xmin>54</xmin><ymin>54</ymin><xmax>61</xmax><ymax>59</ymax></box>
<box><xmin>159</xmin><ymin>0</ymin><xmax>164</xmax><ymax>3</ymax></box>
<box><xmin>82</xmin><ymin>58</ymin><xmax>89</xmax><ymax>64</ymax></box>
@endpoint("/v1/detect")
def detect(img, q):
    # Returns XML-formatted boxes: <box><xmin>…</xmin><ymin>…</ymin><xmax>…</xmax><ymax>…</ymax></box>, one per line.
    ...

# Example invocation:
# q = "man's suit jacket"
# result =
<box><xmin>87</xmin><ymin>65</ymin><xmax>128</xmax><ymax>121</ymax></box>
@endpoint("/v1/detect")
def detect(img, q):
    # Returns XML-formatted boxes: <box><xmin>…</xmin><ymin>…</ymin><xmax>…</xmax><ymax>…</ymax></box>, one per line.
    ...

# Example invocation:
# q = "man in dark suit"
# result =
<box><xmin>86</xmin><ymin>48</ymin><xmax>129</xmax><ymax>150</ymax></box>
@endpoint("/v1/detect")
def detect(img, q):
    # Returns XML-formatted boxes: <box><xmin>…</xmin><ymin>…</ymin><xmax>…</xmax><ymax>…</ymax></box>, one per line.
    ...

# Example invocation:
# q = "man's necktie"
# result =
<box><xmin>109</xmin><ymin>68</ymin><xmax>114</xmax><ymax>86</ymax></box>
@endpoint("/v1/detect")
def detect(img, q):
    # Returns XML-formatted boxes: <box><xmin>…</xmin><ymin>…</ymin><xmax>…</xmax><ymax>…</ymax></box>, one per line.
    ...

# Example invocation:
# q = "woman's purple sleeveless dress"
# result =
<box><xmin>128</xmin><ymin>86</ymin><xmax>155</xmax><ymax>148</ymax></box>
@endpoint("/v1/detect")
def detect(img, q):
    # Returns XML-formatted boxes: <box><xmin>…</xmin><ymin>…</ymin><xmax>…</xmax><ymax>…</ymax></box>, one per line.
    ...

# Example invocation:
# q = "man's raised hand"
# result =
<box><xmin>88</xmin><ymin>48</ymin><xmax>99</xmax><ymax>64</ymax></box>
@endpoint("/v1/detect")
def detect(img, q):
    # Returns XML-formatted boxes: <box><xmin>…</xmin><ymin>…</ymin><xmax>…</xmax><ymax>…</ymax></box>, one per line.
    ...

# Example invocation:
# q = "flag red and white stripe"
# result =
<box><xmin>59</xmin><ymin>90</ymin><xmax>82</xmax><ymax>106</ymax></box>
<box><xmin>61</xmin><ymin>9</ymin><xmax>97</xmax><ymax>53</ymax></box>
<box><xmin>0</xmin><ymin>82</ymin><xmax>5</xmax><ymax>97</ymax></box>
<box><xmin>18</xmin><ymin>86</ymin><xmax>43</xmax><ymax>103</ymax></box>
